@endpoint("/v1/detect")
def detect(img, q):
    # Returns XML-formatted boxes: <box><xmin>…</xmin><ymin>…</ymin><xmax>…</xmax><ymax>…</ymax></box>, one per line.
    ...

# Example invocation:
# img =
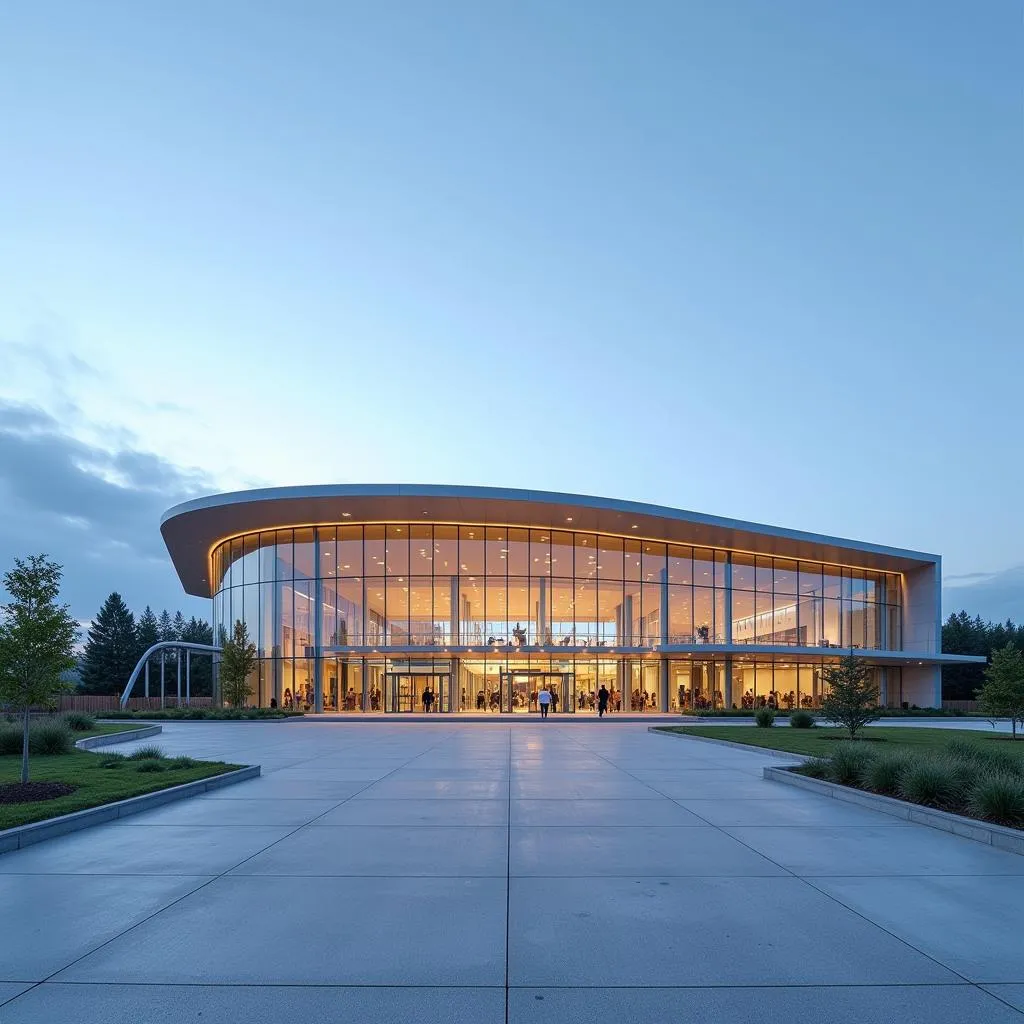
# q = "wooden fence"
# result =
<box><xmin>58</xmin><ymin>695</ymin><xmax>214</xmax><ymax>712</ymax></box>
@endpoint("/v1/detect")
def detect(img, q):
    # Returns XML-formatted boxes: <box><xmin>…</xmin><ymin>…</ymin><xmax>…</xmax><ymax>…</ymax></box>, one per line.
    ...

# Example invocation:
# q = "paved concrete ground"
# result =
<box><xmin>0</xmin><ymin>722</ymin><xmax>1022</xmax><ymax>1023</ymax></box>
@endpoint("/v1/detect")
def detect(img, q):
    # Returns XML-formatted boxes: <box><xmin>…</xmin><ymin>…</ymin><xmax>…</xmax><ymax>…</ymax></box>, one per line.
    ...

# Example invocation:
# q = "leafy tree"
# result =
<box><xmin>976</xmin><ymin>644</ymin><xmax>1024</xmax><ymax>738</ymax></box>
<box><xmin>819</xmin><ymin>653</ymin><xmax>880</xmax><ymax>739</ymax></box>
<box><xmin>79</xmin><ymin>593</ymin><xmax>138</xmax><ymax>695</ymax></box>
<box><xmin>0</xmin><ymin>555</ymin><xmax>78</xmax><ymax>782</ymax></box>
<box><xmin>219</xmin><ymin>620</ymin><xmax>257</xmax><ymax>708</ymax></box>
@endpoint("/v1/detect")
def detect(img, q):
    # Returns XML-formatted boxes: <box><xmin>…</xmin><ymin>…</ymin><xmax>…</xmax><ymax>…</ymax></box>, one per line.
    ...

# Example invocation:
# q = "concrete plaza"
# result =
<box><xmin>0</xmin><ymin>721</ymin><xmax>1021</xmax><ymax>1022</ymax></box>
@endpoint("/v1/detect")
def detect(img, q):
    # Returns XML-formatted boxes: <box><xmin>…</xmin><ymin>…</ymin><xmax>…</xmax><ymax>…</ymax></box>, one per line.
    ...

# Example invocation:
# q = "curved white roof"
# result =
<box><xmin>161</xmin><ymin>484</ymin><xmax>938</xmax><ymax>597</ymax></box>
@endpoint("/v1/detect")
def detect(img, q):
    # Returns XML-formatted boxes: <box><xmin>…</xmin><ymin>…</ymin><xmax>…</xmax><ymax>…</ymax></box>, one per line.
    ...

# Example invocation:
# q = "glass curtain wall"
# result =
<box><xmin>212</xmin><ymin>525</ymin><xmax>905</xmax><ymax>711</ymax></box>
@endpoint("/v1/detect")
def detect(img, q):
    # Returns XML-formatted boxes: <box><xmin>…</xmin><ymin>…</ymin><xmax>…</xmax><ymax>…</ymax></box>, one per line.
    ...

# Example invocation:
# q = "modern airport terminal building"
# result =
<box><xmin>159</xmin><ymin>485</ymin><xmax>962</xmax><ymax>714</ymax></box>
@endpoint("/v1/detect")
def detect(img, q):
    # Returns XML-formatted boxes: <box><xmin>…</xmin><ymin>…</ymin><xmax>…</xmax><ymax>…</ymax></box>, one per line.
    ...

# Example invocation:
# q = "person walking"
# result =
<box><xmin>538</xmin><ymin>686</ymin><xmax>551</xmax><ymax>719</ymax></box>
<box><xmin>422</xmin><ymin>685</ymin><xmax>434</xmax><ymax>713</ymax></box>
<box><xmin>597</xmin><ymin>684</ymin><xmax>610</xmax><ymax>718</ymax></box>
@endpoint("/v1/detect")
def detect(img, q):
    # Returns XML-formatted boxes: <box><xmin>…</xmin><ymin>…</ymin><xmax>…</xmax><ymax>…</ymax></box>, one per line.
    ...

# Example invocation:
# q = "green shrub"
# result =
<box><xmin>827</xmin><ymin>743</ymin><xmax>875</xmax><ymax>786</ymax></box>
<box><xmin>861</xmin><ymin>750</ymin><xmax>915</xmax><ymax>796</ymax></box>
<box><xmin>898</xmin><ymin>757</ymin><xmax>963</xmax><ymax>809</ymax></box>
<box><xmin>754</xmin><ymin>707</ymin><xmax>776</xmax><ymax>728</ymax></box>
<box><xmin>63</xmin><ymin>711</ymin><xmax>97</xmax><ymax>732</ymax></box>
<box><xmin>134</xmin><ymin>758</ymin><xmax>166</xmax><ymax>773</ymax></box>
<box><xmin>789</xmin><ymin>710</ymin><xmax>815</xmax><ymax>729</ymax></box>
<box><xmin>801</xmin><ymin>758</ymin><xmax>831</xmax><ymax>779</ymax></box>
<box><xmin>126</xmin><ymin>744</ymin><xmax>167</xmax><ymax>760</ymax></box>
<box><xmin>967</xmin><ymin>772</ymin><xmax>1024</xmax><ymax>828</ymax></box>
<box><xmin>99</xmin><ymin>753</ymin><xmax>127</xmax><ymax>768</ymax></box>
<box><xmin>29</xmin><ymin>720</ymin><xmax>74</xmax><ymax>755</ymax></box>
<box><xmin>168</xmin><ymin>755</ymin><xmax>198</xmax><ymax>769</ymax></box>
<box><xmin>0</xmin><ymin>724</ymin><xmax>21</xmax><ymax>756</ymax></box>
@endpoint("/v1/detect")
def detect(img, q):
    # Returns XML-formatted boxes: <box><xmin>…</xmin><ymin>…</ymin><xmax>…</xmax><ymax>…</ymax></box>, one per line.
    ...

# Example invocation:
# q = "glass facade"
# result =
<box><xmin>211</xmin><ymin>523</ymin><xmax>905</xmax><ymax>713</ymax></box>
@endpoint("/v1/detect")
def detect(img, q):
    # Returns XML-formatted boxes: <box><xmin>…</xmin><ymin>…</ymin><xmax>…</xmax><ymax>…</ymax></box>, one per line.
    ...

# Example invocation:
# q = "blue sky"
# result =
<box><xmin>0</xmin><ymin>1</ymin><xmax>1020</xmax><ymax>623</ymax></box>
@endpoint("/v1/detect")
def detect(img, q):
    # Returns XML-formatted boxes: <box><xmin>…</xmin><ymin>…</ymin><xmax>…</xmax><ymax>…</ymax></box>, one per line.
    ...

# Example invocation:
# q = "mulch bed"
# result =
<box><xmin>0</xmin><ymin>782</ymin><xmax>77</xmax><ymax>805</ymax></box>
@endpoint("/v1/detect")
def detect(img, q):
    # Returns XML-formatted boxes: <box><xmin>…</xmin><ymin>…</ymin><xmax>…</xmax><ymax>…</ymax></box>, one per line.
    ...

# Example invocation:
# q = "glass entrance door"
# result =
<box><xmin>499</xmin><ymin>671</ymin><xmax>575</xmax><ymax>713</ymax></box>
<box><xmin>386</xmin><ymin>673</ymin><xmax>450</xmax><ymax>713</ymax></box>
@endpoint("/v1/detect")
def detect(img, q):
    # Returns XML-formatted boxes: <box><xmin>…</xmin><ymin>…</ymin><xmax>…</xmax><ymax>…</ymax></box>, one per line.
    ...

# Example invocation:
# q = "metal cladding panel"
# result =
<box><xmin>160</xmin><ymin>484</ymin><xmax>940</xmax><ymax>597</ymax></box>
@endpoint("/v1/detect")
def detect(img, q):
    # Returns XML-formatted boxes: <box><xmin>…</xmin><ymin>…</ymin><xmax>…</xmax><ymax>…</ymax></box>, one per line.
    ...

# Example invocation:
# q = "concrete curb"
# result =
<box><xmin>647</xmin><ymin>726</ymin><xmax>802</xmax><ymax>759</ymax></box>
<box><xmin>0</xmin><ymin>765</ymin><xmax>261</xmax><ymax>855</ymax></box>
<box><xmin>763</xmin><ymin>765</ymin><xmax>1024</xmax><ymax>856</ymax></box>
<box><xmin>75</xmin><ymin>725</ymin><xmax>163</xmax><ymax>749</ymax></box>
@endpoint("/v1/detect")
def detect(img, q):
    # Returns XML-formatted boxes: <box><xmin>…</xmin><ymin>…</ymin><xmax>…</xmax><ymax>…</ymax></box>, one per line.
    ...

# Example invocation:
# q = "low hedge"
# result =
<box><xmin>101</xmin><ymin>707</ymin><xmax>304</xmax><ymax>721</ymax></box>
<box><xmin>800</xmin><ymin>742</ymin><xmax>1024</xmax><ymax>828</ymax></box>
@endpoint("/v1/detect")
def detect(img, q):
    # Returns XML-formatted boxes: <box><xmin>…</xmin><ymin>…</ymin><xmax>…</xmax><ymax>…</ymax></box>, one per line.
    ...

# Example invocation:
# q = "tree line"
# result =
<box><xmin>941</xmin><ymin>610</ymin><xmax>1024</xmax><ymax>701</ymax></box>
<box><xmin>78</xmin><ymin>592</ymin><xmax>214</xmax><ymax>697</ymax></box>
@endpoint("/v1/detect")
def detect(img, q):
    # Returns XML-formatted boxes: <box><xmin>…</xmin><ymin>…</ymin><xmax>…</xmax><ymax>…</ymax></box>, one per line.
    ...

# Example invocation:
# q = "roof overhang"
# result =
<box><xmin>160</xmin><ymin>484</ymin><xmax>941</xmax><ymax>597</ymax></box>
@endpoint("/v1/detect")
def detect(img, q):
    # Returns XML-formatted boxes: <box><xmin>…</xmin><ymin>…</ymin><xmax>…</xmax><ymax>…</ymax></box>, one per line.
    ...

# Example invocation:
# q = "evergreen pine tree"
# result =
<box><xmin>80</xmin><ymin>592</ymin><xmax>138</xmax><ymax>694</ymax></box>
<box><xmin>172</xmin><ymin>610</ymin><xmax>186</xmax><ymax>640</ymax></box>
<box><xmin>157</xmin><ymin>609</ymin><xmax>174</xmax><ymax>641</ymax></box>
<box><xmin>179</xmin><ymin>615</ymin><xmax>215</xmax><ymax>697</ymax></box>
<box><xmin>136</xmin><ymin>605</ymin><xmax>160</xmax><ymax>654</ymax></box>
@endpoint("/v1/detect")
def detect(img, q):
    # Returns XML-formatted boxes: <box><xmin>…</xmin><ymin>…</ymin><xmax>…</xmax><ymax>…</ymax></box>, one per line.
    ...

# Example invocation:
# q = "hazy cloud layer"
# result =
<box><xmin>944</xmin><ymin>566</ymin><xmax>1024</xmax><ymax>625</ymax></box>
<box><xmin>0</xmin><ymin>400</ymin><xmax>211</xmax><ymax>623</ymax></box>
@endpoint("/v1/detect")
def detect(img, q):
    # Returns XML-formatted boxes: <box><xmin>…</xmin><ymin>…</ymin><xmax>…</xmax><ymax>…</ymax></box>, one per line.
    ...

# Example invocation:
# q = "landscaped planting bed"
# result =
<box><xmin>100</xmin><ymin>707</ymin><xmax>304</xmax><ymax>721</ymax></box>
<box><xmin>796</xmin><ymin>739</ymin><xmax>1024</xmax><ymax>829</ymax></box>
<box><xmin>0</xmin><ymin>721</ymin><xmax>240</xmax><ymax>830</ymax></box>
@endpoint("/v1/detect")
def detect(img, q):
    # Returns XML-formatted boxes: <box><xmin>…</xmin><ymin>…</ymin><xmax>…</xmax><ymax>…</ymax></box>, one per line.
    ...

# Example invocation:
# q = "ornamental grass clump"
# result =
<box><xmin>789</xmin><ymin>710</ymin><xmax>815</xmax><ymax>729</ymax></box>
<box><xmin>967</xmin><ymin>773</ymin><xmax>1024</xmax><ymax>828</ymax></box>
<box><xmin>861</xmin><ymin>749</ymin><xmax>916</xmax><ymax>796</ymax></box>
<box><xmin>801</xmin><ymin>757</ymin><xmax>831</xmax><ymax>780</ymax></box>
<box><xmin>126</xmin><ymin>745</ymin><xmax>166</xmax><ymax>761</ymax></box>
<box><xmin>133</xmin><ymin>759</ymin><xmax>166</xmax><ymax>773</ymax></box>
<box><xmin>0</xmin><ymin>724</ymin><xmax>21</xmax><ymax>756</ymax></box>
<box><xmin>945</xmin><ymin>738</ymin><xmax>1023</xmax><ymax>778</ymax></box>
<box><xmin>168</xmin><ymin>755</ymin><xmax>198</xmax><ymax>769</ymax></box>
<box><xmin>898</xmin><ymin>757</ymin><xmax>963</xmax><ymax>810</ymax></box>
<box><xmin>28</xmin><ymin>720</ymin><xmax>74</xmax><ymax>755</ymax></box>
<box><xmin>827</xmin><ymin>743</ymin><xmax>875</xmax><ymax>787</ymax></box>
<box><xmin>754</xmin><ymin>707</ymin><xmax>776</xmax><ymax>728</ymax></box>
<box><xmin>62</xmin><ymin>711</ymin><xmax>96</xmax><ymax>732</ymax></box>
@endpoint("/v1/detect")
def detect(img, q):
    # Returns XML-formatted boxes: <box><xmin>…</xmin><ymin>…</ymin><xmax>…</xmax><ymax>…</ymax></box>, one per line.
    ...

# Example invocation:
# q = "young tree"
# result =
<box><xmin>819</xmin><ymin>653</ymin><xmax>880</xmax><ymax>739</ymax></box>
<box><xmin>976</xmin><ymin>644</ymin><xmax>1024</xmax><ymax>738</ymax></box>
<box><xmin>220</xmin><ymin>620</ymin><xmax>258</xmax><ymax>708</ymax></box>
<box><xmin>0</xmin><ymin>555</ymin><xmax>78</xmax><ymax>783</ymax></box>
<box><xmin>79</xmin><ymin>593</ymin><xmax>138</xmax><ymax>694</ymax></box>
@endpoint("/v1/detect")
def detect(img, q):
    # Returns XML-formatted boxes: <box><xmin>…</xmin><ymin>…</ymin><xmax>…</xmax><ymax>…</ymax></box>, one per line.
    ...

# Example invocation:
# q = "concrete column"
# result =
<box><xmin>450</xmin><ymin>576</ymin><xmax>459</xmax><ymax>645</ymax></box>
<box><xmin>659</xmin><ymin>658</ymin><xmax>669</xmax><ymax>712</ymax></box>
<box><xmin>176</xmin><ymin>649</ymin><xmax>182</xmax><ymax>705</ymax></box>
<box><xmin>537</xmin><ymin>576</ymin><xmax>547</xmax><ymax>644</ymax></box>
<box><xmin>160</xmin><ymin>652</ymin><xmax>165</xmax><ymax>709</ymax></box>
<box><xmin>723</xmin><ymin>658</ymin><xmax>734</xmax><ymax>708</ymax></box>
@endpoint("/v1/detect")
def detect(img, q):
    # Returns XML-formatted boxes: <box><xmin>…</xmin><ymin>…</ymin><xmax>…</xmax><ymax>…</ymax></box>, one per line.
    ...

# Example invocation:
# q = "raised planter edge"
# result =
<box><xmin>763</xmin><ymin>764</ymin><xmax>1024</xmax><ymax>856</ymax></box>
<box><xmin>75</xmin><ymin>725</ymin><xmax>163</xmax><ymax>749</ymax></box>
<box><xmin>0</xmin><ymin>764</ymin><xmax>261</xmax><ymax>854</ymax></box>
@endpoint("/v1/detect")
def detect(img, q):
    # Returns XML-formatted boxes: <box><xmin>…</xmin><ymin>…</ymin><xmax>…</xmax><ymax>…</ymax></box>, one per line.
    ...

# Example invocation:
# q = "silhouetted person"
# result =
<box><xmin>422</xmin><ymin>686</ymin><xmax>434</xmax><ymax>713</ymax></box>
<box><xmin>598</xmin><ymin>684</ymin><xmax>610</xmax><ymax>718</ymax></box>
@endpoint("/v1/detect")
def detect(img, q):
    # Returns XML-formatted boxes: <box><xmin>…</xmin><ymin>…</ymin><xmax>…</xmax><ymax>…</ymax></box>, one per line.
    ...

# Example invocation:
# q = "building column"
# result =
<box><xmin>450</xmin><ymin>576</ymin><xmax>459</xmax><ymax>645</ymax></box>
<box><xmin>659</xmin><ymin>567</ymin><xmax>669</xmax><ymax>645</ymax></box>
<box><xmin>723</xmin><ymin>658</ymin><xmax>734</xmax><ymax>709</ymax></box>
<box><xmin>659</xmin><ymin>658</ymin><xmax>669</xmax><ymax>712</ymax></box>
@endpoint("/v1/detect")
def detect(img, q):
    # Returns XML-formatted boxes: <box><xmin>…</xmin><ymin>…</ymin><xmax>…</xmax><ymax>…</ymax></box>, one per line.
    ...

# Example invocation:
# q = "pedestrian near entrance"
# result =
<box><xmin>422</xmin><ymin>686</ymin><xmax>434</xmax><ymax>712</ymax></box>
<box><xmin>598</xmin><ymin>684</ymin><xmax>610</xmax><ymax>718</ymax></box>
<box><xmin>538</xmin><ymin>686</ymin><xmax>551</xmax><ymax>718</ymax></box>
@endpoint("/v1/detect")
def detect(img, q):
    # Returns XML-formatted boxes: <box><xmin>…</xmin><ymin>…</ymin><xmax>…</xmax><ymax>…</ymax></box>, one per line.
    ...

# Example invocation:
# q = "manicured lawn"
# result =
<box><xmin>655</xmin><ymin>725</ymin><xmax>1024</xmax><ymax>761</ymax></box>
<box><xmin>0</xmin><ymin>751</ymin><xmax>241</xmax><ymax>830</ymax></box>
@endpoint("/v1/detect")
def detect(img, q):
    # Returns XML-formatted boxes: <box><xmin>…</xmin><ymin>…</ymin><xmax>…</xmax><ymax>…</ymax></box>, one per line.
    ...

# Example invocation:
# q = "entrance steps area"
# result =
<box><xmin>301</xmin><ymin>713</ymin><xmax>694</xmax><ymax>724</ymax></box>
